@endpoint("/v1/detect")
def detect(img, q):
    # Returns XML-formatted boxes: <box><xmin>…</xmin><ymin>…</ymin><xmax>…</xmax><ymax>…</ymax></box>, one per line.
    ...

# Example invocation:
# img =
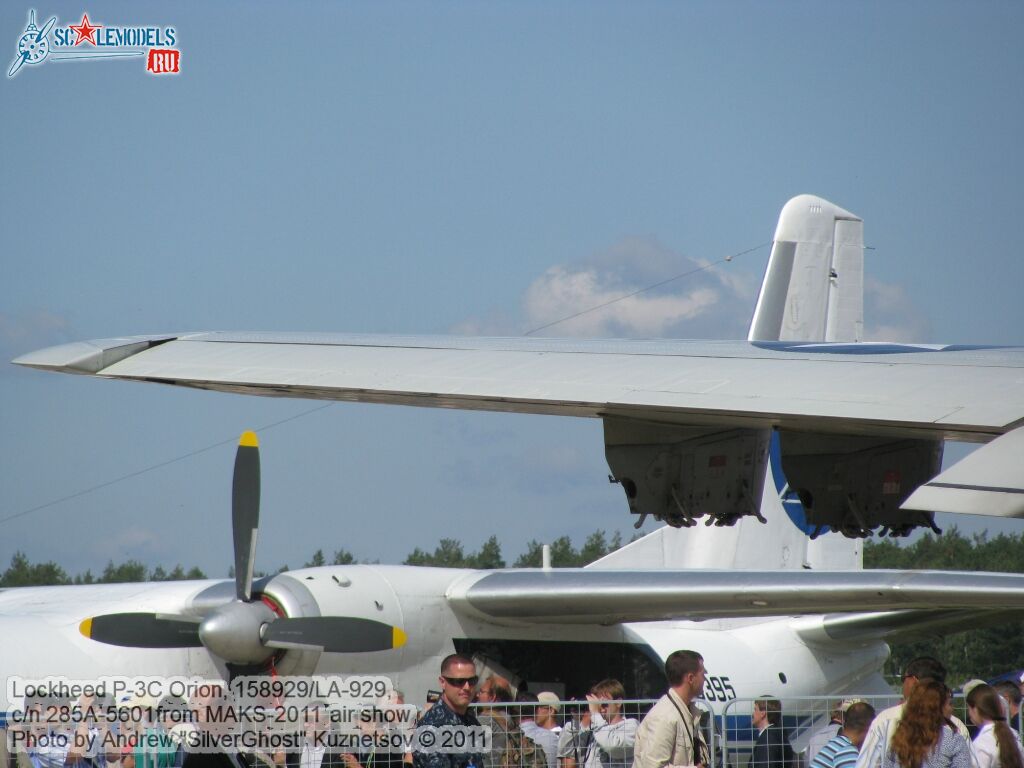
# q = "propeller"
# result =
<box><xmin>232</xmin><ymin>430</ymin><xmax>259</xmax><ymax>602</ymax></box>
<box><xmin>79</xmin><ymin>432</ymin><xmax>407</xmax><ymax>665</ymax></box>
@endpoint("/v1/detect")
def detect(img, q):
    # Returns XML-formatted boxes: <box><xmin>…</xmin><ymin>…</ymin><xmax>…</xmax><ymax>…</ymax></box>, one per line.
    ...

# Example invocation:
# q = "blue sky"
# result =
<box><xmin>2</xmin><ymin>1</ymin><xmax>1023</xmax><ymax>577</ymax></box>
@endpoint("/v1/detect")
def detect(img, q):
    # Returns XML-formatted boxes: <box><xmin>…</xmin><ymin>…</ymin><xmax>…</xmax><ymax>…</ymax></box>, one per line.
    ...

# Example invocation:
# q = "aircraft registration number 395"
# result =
<box><xmin>702</xmin><ymin>676</ymin><xmax>736</xmax><ymax>701</ymax></box>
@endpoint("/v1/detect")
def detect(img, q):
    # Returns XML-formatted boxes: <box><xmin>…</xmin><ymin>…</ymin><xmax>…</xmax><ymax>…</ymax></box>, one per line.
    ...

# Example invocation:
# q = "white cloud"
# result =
<box><xmin>455</xmin><ymin>236</ymin><xmax>757</xmax><ymax>339</ymax></box>
<box><xmin>523</xmin><ymin>265</ymin><xmax>721</xmax><ymax>336</ymax></box>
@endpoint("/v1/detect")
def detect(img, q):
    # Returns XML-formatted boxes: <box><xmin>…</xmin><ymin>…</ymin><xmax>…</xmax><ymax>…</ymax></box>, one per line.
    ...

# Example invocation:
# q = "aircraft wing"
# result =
<box><xmin>14</xmin><ymin>332</ymin><xmax>1024</xmax><ymax>525</ymax></box>
<box><xmin>447</xmin><ymin>568</ymin><xmax>1024</xmax><ymax>625</ymax></box>
<box><xmin>14</xmin><ymin>332</ymin><xmax>1024</xmax><ymax>436</ymax></box>
<box><xmin>804</xmin><ymin>608</ymin><xmax>1024</xmax><ymax>644</ymax></box>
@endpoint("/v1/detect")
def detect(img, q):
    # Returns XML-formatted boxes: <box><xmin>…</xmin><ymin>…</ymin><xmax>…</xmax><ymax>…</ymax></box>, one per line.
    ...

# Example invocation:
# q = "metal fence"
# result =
<box><xmin>469</xmin><ymin>693</ymin><xmax>1024</xmax><ymax>768</ymax></box>
<box><xmin>4</xmin><ymin>694</ymin><xmax>1022</xmax><ymax>768</ymax></box>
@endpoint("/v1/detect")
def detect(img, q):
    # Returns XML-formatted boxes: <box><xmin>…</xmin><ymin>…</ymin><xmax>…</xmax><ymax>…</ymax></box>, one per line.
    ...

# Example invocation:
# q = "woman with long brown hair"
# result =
<box><xmin>967</xmin><ymin>684</ymin><xmax>1024</xmax><ymax>768</ymax></box>
<box><xmin>882</xmin><ymin>681</ymin><xmax>970</xmax><ymax>768</ymax></box>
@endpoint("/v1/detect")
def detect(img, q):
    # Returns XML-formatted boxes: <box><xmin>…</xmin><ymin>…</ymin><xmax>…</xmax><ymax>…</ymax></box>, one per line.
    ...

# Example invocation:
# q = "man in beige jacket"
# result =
<box><xmin>632</xmin><ymin>651</ymin><xmax>709</xmax><ymax>768</ymax></box>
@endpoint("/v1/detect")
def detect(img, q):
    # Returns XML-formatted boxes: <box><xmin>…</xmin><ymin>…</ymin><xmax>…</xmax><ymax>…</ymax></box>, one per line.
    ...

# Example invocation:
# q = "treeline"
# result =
<box><xmin>402</xmin><ymin>529</ymin><xmax>633</xmax><ymax>568</ymax></box>
<box><xmin>0</xmin><ymin>529</ymin><xmax>636</xmax><ymax>587</ymax></box>
<box><xmin>300</xmin><ymin>530</ymin><xmax>636</xmax><ymax>570</ymax></box>
<box><xmin>6</xmin><ymin>527</ymin><xmax>1024</xmax><ymax>683</ymax></box>
<box><xmin>0</xmin><ymin>551</ymin><xmax>206</xmax><ymax>587</ymax></box>
<box><xmin>864</xmin><ymin>528</ymin><xmax>1024</xmax><ymax>683</ymax></box>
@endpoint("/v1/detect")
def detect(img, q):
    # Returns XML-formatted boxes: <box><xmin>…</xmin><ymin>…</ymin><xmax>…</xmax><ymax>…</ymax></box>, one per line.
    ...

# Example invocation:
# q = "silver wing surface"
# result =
<box><xmin>448</xmin><ymin>568</ymin><xmax>1024</xmax><ymax>625</ymax></box>
<box><xmin>14</xmin><ymin>332</ymin><xmax>1024</xmax><ymax>436</ymax></box>
<box><xmin>14</xmin><ymin>332</ymin><xmax>1024</xmax><ymax>524</ymax></box>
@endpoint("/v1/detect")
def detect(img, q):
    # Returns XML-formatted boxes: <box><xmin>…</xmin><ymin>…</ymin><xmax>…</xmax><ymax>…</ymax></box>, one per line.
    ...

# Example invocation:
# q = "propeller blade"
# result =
<box><xmin>37</xmin><ymin>16</ymin><xmax>57</xmax><ymax>42</ymax></box>
<box><xmin>262</xmin><ymin>617</ymin><xmax>407</xmax><ymax>653</ymax></box>
<box><xmin>8</xmin><ymin>52</ymin><xmax>28</xmax><ymax>78</ymax></box>
<box><xmin>232</xmin><ymin>431</ymin><xmax>260</xmax><ymax>602</ymax></box>
<box><xmin>80</xmin><ymin>613</ymin><xmax>202</xmax><ymax>648</ymax></box>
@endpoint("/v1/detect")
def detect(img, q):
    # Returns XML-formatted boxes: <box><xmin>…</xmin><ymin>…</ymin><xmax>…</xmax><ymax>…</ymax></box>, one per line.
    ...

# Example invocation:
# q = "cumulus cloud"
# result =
<box><xmin>523</xmin><ymin>266</ymin><xmax>721</xmax><ymax>336</ymax></box>
<box><xmin>455</xmin><ymin>237</ymin><xmax>757</xmax><ymax>339</ymax></box>
<box><xmin>0</xmin><ymin>310</ymin><xmax>71</xmax><ymax>373</ymax></box>
<box><xmin>862</xmin><ymin>276</ymin><xmax>932</xmax><ymax>342</ymax></box>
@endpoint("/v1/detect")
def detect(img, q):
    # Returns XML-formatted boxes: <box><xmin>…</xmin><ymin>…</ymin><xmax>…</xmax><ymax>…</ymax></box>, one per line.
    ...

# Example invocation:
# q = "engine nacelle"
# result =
<box><xmin>604</xmin><ymin>418</ymin><xmax>769</xmax><ymax>528</ymax></box>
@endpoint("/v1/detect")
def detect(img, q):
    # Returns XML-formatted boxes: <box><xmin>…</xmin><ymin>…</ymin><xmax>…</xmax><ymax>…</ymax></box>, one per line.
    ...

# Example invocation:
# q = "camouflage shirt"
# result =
<box><xmin>413</xmin><ymin>699</ymin><xmax>485</xmax><ymax>768</ymax></box>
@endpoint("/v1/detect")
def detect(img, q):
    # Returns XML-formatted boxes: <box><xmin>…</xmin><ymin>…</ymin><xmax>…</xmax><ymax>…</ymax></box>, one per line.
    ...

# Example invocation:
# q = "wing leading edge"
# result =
<box><xmin>447</xmin><ymin>568</ymin><xmax>1024</xmax><ymax>625</ymax></box>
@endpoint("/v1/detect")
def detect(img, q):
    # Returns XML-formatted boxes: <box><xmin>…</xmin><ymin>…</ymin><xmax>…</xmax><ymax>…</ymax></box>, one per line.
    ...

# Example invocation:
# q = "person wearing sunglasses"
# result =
<box><xmin>856</xmin><ymin>658</ymin><xmax>969</xmax><ymax>768</ymax></box>
<box><xmin>413</xmin><ymin>655</ymin><xmax>485</xmax><ymax>768</ymax></box>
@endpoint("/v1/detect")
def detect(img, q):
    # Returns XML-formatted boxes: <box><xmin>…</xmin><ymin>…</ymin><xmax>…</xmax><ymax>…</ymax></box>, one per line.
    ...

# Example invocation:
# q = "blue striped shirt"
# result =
<box><xmin>812</xmin><ymin>734</ymin><xmax>859</xmax><ymax>768</ymax></box>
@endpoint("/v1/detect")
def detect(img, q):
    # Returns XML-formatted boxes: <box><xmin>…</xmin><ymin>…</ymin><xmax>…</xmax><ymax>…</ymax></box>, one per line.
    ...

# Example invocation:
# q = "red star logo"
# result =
<box><xmin>69</xmin><ymin>12</ymin><xmax>102</xmax><ymax>46</ymax></box>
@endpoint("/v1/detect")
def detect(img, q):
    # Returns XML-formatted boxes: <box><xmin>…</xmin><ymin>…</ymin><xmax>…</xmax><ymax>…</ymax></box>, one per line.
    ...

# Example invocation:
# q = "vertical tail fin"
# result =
<box><xmin>592</xmin><ymin>195</ymin><xmax>864</xmax><ymax>571</ymax></box>
<box><xmin>748</xmin><ymin>194</ymin><xmax>864</xmax><ymax>343</ymax></box>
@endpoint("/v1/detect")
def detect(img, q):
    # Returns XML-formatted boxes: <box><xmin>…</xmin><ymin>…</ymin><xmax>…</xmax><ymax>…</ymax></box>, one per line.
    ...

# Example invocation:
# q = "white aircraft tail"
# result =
<box><xmin>748</xmin><ymin>194</ymin><xmax>864</xmax><ymax>344</ymax></box>
<box><xmin>592</xmin><ymin>195</ymin><xmax>864</xmax><ymax>572</ymax></box>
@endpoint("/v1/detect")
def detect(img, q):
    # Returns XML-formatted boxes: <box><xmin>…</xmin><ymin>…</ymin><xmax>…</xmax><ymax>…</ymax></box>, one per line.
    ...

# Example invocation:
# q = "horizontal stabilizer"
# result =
<box><xmin>902</xmin><ymin>425</ymin><xmax>1024</xmax><ymax>517</ymax></box>
<box><xmin>448</xmin><ymin>568</ymin><xmax>1024</xmax><ymax>625</ymax></box>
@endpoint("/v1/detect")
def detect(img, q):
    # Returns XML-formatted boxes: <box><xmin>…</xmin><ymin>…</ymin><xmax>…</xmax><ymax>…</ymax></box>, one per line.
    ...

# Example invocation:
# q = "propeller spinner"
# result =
<box><xmin>79</xmin><ymin>432</ymin><xmax>407</xmax><ymax>665</ymax></box>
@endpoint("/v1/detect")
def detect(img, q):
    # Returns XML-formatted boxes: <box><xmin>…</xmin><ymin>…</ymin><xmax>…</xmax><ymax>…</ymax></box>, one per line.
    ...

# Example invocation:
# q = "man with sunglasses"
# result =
<box><xmin>855</xmin><ymin>657</ymin><xmax>969</xmax><ymax>768</ymax></box>
<box><xmin>414</xmin><ymin>655</ymin><xmax>485</xmax><ymax>768</ymax></box>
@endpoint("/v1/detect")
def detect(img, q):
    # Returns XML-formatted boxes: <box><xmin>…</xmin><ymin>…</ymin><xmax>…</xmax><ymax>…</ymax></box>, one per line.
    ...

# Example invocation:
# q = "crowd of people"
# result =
<box><xmin>415</xmin><ymin>652</ymin><xmax>1024</xmax><ymax>768</ymax></box>
<box><xmin>5</xmin><ymin>653</ymin><xmax>1024</xmax><ymax>768</ymax></box>
<box><xmin>759</xmin><ymin>656</ymin><xmax>1024</xmax><ymax>768</ymax></box>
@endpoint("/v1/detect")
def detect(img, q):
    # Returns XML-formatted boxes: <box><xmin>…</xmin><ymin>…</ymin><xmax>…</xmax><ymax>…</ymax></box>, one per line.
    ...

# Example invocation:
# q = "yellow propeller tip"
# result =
<box><xmin>392</xmin><ymin>627</ymin><xmax>407</xmax><ymax>649</ymax></box>
<box><xmin>79</xmin><ymin>617</ymin><xmax>93</xmax><ymax>638</ymax></box>
<box><xmin>239</xmin><ymin>431</ymin><xmax>259</xmax><ymax>448</ymax></box>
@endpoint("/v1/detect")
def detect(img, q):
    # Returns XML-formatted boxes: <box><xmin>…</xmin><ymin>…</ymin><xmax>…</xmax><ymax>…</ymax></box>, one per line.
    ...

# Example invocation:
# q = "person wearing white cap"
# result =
<box><xmin>519</xmin><ymin>692</ymin><xmax>560</xmax><ymax>768</ymax></box>
<box><xmin>807</xmin><ymin>701</ymin><xmax>853</xmax><ymax>763</ymax></box>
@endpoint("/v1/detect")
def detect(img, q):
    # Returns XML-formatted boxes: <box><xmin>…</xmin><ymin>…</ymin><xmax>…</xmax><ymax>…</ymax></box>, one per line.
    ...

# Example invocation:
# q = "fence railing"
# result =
<box><xmin>3</xmin><ymin>694</ymin><xmax>1021</xmax><ymax>768</ymax></box>
<box><xmin>466</xmin><ymin>693</ymin><xmax>1022</xmax><ymax>768</ymax></box>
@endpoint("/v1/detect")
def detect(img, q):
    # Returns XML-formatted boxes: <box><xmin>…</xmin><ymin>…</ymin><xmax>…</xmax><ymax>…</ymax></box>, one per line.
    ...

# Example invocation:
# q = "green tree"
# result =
<box><xmin>99</xmin><ymin>560</ymin><xmax>147</xmax><ymax>583</ymax></box>
<box><xmin>0</xmin><ymin>552</ymin><xmax>70</xmax><ymax>587</ymax></box>
<box><xmin>305</xmin><ymin>550</ymin><xmax>326</xmax><ymax>568</ymax></box>
<box><xmin>579</xmin><ymin>530</ymin><xmax>610</xmax><ymax>564</ymax></box>
<box><xmin>864</xmin><ymin>527</ymin><xmax>1024</xmax><ymax>683</ymax></box>
<box><xmin>514</xmin><ymin>541</ymin><xmax>543</xmax><ymax>568</ymax></box>
<box><xmin>514</xmin><ymin>531</ymin><xmax>633</xmax><ymax>567</ymax></box>
<box><xmin>469</xmin><ymin>536</ymin><xmax>506</xmax><ymax>569</ymax></box>
<box><xmin>333</xmin><ymin>549</ymin><xmax>355</xmax><ymax>565</ymax></box>
<box><xmin>405</xmin><ymin>538</ymin><xmax>468</xmax><ymax>567</ymax></box>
